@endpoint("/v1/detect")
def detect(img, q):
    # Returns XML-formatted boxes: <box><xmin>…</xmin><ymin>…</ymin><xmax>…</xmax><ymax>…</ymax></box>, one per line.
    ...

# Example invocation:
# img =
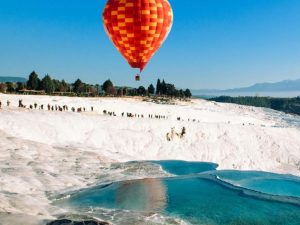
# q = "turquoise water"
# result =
<box><xmin>215</xmin><ymin>170</ymin><xmax>300</xmax><ymax>198</ymax></box>
<box><xmin>58</xmin><ymin>161</ymin><xmax>300</xmax><ymax>225</ymax></box>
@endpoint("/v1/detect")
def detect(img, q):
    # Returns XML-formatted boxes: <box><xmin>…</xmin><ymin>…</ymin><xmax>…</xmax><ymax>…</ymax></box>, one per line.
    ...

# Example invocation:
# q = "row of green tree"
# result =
<box><xmin>1</xmin><ymin>71</ymin><xmax>192</xmax><ymax>98</ymax></box>
<box><xmin>210</xmin><ymin>96</ymin><xmax>300</xmax><ymax>116</ymax></box>
<box><xmin>101</xmin><ymin>79</ymin><xmax>192</xmax><ymax>98</ymax></box>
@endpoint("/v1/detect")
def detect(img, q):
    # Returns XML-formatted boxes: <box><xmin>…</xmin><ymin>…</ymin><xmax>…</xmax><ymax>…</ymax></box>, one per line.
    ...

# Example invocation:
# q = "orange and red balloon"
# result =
<box><xmin>103</xmin><ymin>0</ymin><xmax>173</xmax><ymax>72</ymax></box>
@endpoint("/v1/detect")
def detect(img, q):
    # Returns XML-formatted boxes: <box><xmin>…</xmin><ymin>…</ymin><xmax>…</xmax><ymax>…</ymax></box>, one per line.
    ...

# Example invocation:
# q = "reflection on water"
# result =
<box><xmin>61</xmin><ymin>178</ymin><xmax>167</xmax><ymax>213</ymax></box>
<box><xmin>116</xmin><ymin>178</ymin><xmax>167</xmax><ymax>212</ymax></box>
<box><xmin>60</xmin><ymin>176</ymin><xmax>300</xmax><ymax>225</ymax></box>
<box><xmin>57</xmin><ymin>161</ymin><xmax>300</xmax><ymax>225</ymax></box>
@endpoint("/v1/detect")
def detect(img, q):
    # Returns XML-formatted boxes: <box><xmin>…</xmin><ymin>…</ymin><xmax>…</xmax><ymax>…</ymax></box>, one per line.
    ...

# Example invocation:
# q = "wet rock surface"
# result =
<box><xmin>47</xmin><ymin>219</ymin><xmax>109</xmax><ymax>225</ymax></box>
<box><xmin>46</xmin><ymin>215</ymin><xmax>109</xmax><ymax>225</ymax></box>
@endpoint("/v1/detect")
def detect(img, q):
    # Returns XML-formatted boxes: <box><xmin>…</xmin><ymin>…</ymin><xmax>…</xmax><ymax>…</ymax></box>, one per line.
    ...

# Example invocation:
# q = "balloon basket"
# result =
<box><xmin>135</xmin><ymin>74</ymin><xmax>141</xmax><ymax>81</ymax></box>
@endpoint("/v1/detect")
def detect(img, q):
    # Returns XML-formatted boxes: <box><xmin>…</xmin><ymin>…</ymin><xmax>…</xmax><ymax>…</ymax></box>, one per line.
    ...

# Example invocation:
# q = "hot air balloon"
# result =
<box><xmin>103</xmin><ymin>0</ymin><xmax>173</xmax><ymax>80</ymax></box>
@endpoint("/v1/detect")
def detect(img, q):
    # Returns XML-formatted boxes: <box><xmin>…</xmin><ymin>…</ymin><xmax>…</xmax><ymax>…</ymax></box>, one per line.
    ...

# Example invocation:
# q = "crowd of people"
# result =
<box><xmin>14</xmin><ymin>99</ymin><xmax>96</xmax><ymax>113</ymax></box>
<box><xmin>103</xmin><ymin>110</ymin><xmax>169</xmax><ymax>120</ymax></box>
<box><xmin>1</xmin><ymin>99</ymin><xmax>173</xmax><ymax>120</ymax></box>
<box><xmin>0</xmin><ymin>99</ymin><xmax>202</xmax><ymax>123</ymax></box>
<box><xmin>0</xmin><ymin>98</ymin><xmax>207</xmax><ymax>141</ymax></box>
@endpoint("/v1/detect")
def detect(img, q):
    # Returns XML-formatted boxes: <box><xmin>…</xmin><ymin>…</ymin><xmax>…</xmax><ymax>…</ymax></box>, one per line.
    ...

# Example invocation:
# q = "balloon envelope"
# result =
<box><xmin>103</xmin><ymin>0</ymin><xmax>173</xmax><ymax>72</ymax></box>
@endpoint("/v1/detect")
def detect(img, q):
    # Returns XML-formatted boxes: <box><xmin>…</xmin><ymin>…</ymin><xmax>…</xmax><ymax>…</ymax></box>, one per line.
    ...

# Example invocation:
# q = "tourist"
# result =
<box><xmin>181</xmin><ymin>127</ymin><xmax>186</xmax><ymax>138</ymax></box>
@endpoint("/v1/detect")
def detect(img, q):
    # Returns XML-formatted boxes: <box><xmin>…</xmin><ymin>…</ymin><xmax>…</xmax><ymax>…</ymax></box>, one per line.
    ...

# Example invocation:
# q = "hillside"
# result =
<box><xmin>210</xmin><ymin>96</ymin><xmax>300</xmax><ymax>116</ymax></box>
<box><xmin>0</xmin><ymin>94</ymin><xmax>300</xmax><ymax>223</ymax></box>
<box><xmin>227</xmin><ymin>79</ymin><xmax>300</xmax><ymax>92</ymax></box>
<box><xmin>0</xmin><ymin>76</ymin><xmax>27</xmax><ymax>83</ymax></box>
<box><xmin>193</xmin><ymin>79</ymin><xmax>300</xmax><ymax>95</ymax></box>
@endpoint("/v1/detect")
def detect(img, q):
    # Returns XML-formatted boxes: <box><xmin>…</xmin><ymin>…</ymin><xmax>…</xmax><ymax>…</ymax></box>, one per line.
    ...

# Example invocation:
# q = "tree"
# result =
<box><xmin>83</xmin><ymin>84</ymin><xmax>91</xmax><ymax>94</ymax></box>
<box><xmin>174</xmin><ymin>89</ymin><xmax>180</xmax><ymax>98</ymax></box>
<box><xmin>165</xmin><ymin>83</ymin><xmax>176</xmax><ymax>97</ymax></box>
<box><xmin>179</xmin><ymin>89</ymin><xmax>184</xmax><ymax>98</ymax></box>
<box><xmin>73</xmin><ymin>79</ymin><xmax>84</xmax><ymax>94</ymax></box>
<box><xmin>123</xmin><ymin>87</ymin><xmax>128</xmax><ymax>96</ymax></box>
<box><xmin>6</xmin><ymin>82</ymin><xmax>15</xmax><ymax>93</ymax></box>
<box><xmin>128</xmin><ymin>88</ymin><xmax>137</xmax><ymax>96</ymax></box>
<box><xmin>41</xmin><ymin>74</ymin><xmax>54</xmax><ymax>94</ymax></box>
<box><xmin>156</xmin><ymin>79</ymin><xmax>161</xmax><ymax>95</ymax></box>
<box><xmin>161</xmin><ymin>80</ymin><xmax>167</xmax><ymax>95</ymax></box>
<box><xmin>27</xmin><ymin>71</ymin><xmax>40</xmax><ymax>90</ymax></box>
<box><xmin>59</xmin><ymin>80</ymin><xmax>69</xmax><ymax>92</ymax></box>
<box><xmin>88</xmin><ymin>85</ymin><xmax>98</xmax><ymax>96</ymax></box>
<box><xmin>0</xmin><ymin>83</ymin><xmax>7</xmax><ymax>93</ymax></box>
<box><xmin>117</xmin><ymin>88</ymin><xmax>123</xmax><ymax>96</ymax></box>
<box><xmin>184</xmin><ymin>89</ymin><xmax>192</xmax><ymax>98</ymax></box>
<box><xmin>148</xmin><ymin>84</ymin><xmax>155</xmax><ymax>95</ymax></box>
<box><xmin>16</xmin><ymin>82</ymin><xmax>25</xmax><ymax>92</ymax></box>
<box><xmin>137</xmin><ymin>86</ymin><xmax>147</xmax><ymax>96</ymax></box>
<box><xmin>107</xmin><ymin>86</ymin><xmax>117</xmax><ymax>95</ymax></box>
<box><xmin>102</xmin><ymin>79</ymin><xmax>114</xmax><ymax>95</ymax></box>
<box><xmin>95</xmin><ymin>84</ymin><xmax>100</xmax><ymax>95</ymax></box>
<box><xmin>52</xmin><ymin>79</ymin><xmax>61</xmax><ymax>92</ymax></box>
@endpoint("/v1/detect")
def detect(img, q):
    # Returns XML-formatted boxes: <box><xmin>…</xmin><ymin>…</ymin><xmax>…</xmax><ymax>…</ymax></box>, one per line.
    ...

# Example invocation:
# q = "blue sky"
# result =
<box><xmin>0</xmin><ymin>0</ymin><xmax>300</xmax><ymax>89</ymax></box>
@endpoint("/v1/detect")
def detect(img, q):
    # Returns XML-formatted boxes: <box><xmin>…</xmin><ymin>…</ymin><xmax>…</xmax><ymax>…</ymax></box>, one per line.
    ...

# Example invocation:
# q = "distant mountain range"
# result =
<box><xmin>0</xmin><ymin>76</ymin><xmax>27</xmax><ymax>83</ymax></box>
<box><xmin>193</xmin><ymin>79</ymin><xmax>300</xmax><ymax>95</ymax></box>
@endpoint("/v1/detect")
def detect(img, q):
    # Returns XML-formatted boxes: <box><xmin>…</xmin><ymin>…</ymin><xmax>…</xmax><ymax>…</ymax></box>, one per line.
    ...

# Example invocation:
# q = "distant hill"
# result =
<box><xmin>0</xmin><ymin>76</ymin><xmax>27</xmax><ymax>83</ymax></box>
<box><xmin>226</xmin><ymin>79</ymin><xmax>300</xmax><ymax>92</ymax></box>
<box><xmin>193</xmin><ymin>79</ymin><xmax>300</xmax><ymax>95</ymax></box>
